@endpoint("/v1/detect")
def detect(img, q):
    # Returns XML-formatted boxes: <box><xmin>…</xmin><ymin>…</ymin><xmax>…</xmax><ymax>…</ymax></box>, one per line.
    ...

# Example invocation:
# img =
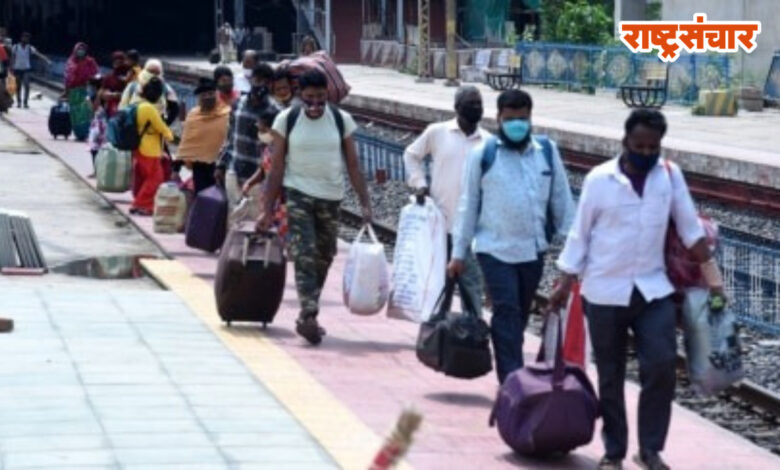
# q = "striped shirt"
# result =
<box><xmin>217</xmin><ymin>95</ymin><xmax>279</xmax><ymax>181</ymax></box>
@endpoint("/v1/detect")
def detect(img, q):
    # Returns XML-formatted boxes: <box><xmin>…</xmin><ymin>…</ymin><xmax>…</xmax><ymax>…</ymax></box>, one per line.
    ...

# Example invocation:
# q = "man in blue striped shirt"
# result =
<box><xmin>449</xmin><ymin>89</ymin><xmax>575</xmax><ymax>384</ymax></box>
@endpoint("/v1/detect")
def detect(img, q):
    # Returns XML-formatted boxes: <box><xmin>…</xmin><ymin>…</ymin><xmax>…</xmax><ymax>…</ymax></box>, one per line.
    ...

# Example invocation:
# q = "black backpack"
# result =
<box><xmin>416</xmin><ymin>277</ymin><xmax>493</xmax><ymax>379</ymax></box>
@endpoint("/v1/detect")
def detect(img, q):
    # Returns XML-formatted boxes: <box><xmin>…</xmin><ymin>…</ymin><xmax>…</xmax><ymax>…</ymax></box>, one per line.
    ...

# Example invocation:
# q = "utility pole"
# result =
<box><xmin>325</xmin><ymin>0</ymin><xmax>332</xmax><ymax>54</ymax></box>
<box><xmin>234</xmin><ymin>0</ymin><xmax>244</xmax><ymax>27</ymax></box>
<box><xmin>416</xmin><ymin>0</ymin><xmax>433</xmax><ymax>83</ymax></box>
<box><xmin>444</xmin><ymin>0</ymin><xmax>459</xmax><ymax>87</ymax></box>
<box><xmin>215</xmin><ymin>0</ymin><xmax>224</xmax><ymax>49</ymax></box>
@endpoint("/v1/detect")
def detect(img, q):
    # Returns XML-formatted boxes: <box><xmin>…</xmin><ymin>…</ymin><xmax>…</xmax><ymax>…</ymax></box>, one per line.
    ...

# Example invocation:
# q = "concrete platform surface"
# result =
<box><xmin>4</xmin><ymin>91</ymin><xmax>778</xmax><ymax>469</ymax></box>
<box><xmin>163</xmin><ymin>58</ymin><xmax>780</xmax><ymax>189</ymax></box>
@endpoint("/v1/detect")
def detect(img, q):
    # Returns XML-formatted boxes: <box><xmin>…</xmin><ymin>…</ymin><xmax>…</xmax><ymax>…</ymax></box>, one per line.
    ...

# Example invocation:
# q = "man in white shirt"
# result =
<box><xmin>550</xmin><ymin>109</ymin><xmax>725</xmax><ymax>470</ymax></box>
<box><xmin>234</xmin><ymin>50</ymin><xmax>257</xmax><ymax>95</ymax></box>
<box><xmin>403</xmin><ymin>85</ymin><xmax>490</xmax><ymax>313</ymax></box>
<box><xmin>11</xmin><ymin>32</ymin><xmax>51</xmax><ymax>108</ymax></box>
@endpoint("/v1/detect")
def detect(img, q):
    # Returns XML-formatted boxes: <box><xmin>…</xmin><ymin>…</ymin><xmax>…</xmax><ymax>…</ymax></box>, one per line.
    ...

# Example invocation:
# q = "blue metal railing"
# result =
<box><xmin>353</xmin><ymin>132</ymin><xmax>408</xmax><ymax>182</ymax></box>
<box><xmin>514</xmin><ymin>42</ymin><xmax>732</xmax><ymax>105</ymax></box>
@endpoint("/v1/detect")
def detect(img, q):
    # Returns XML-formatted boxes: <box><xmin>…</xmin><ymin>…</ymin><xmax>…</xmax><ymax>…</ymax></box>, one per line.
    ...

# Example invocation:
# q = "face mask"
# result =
<box><xmin>218</xmin><ymin>83</ymin><xmax>233</xmax><ymax>94</ymax></box>
<box><xmin>626</xmin><ymin>151</ymin><xmax>660</xmax><ymax>173</ymax></box>
<box><xmin>275</xmin><ymin>90</ymin><xmax>292</xmax><ymax>103</ymax></box>
<box><xmin>76</xmin><ymin>50</ymin><xmax>87</xmax><ymax>58</ymax></box>
<box><xmin>459</xmin><ymin>105</ymin><xmax>483</xmax><ymax>124</ymax></box>
<box><xmin>258</xmin><ymin>132</ymin><xmax>273</xmax><ymax>145</ymax></box>
<box><xmin>501</xmin><ymin>118</ymin><xmax>530</xmax><ymax>143</ymax></box>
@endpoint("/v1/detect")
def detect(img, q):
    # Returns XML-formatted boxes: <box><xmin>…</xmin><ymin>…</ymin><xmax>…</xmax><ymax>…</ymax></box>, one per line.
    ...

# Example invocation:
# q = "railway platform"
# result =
<box><xmin>162</xmin><ymin>59</ymin><xmax>780</xmax><ymax>192</ymax></box>
<box><xmin>3</xmin><ymin>91</ymin><xmax>778</xmax><ymax>469</ymax></box>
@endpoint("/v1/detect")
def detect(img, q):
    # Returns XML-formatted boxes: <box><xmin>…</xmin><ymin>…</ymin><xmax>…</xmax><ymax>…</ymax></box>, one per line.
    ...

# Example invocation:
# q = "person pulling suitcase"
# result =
<box><xmin>257</xmin><ymin>69</ymin><xmax>372</xmax><ymax>345</ymax></box>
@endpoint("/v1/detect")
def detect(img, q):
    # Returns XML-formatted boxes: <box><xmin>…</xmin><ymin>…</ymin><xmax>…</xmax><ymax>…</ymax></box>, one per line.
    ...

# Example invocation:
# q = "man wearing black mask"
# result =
<box><xmin>215</xmin><ymin>62</ymin><xmax>278</xmax><ymax>222</ymax></box>
<box><xmin>551</xmin><ymin>109</ymin><xmax>723</xmax><ymax>470</ymax></box>
<box><xmin>404</xmin><ymin>85</ymin><xmax>490</xmax><ymax>313</ymax></box>
<box><xmin>213</xmin><ymin>65</ymin><xmax>238</xmax><ymax>107</ymax></box>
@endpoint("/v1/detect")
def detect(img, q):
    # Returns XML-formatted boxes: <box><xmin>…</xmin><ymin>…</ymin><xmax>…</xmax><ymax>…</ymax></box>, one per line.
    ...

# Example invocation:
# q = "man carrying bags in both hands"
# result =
<box><xmin>549</xmin><ymin>109</ymin><xmax>726</xmax><ymax>470</ymax></box>
<box><xmin>258</xmin><ymin>69</ymin><xmax>372</xmax><ymax>346</ymax></box>
<box><xmin>403</xmin><ymin>85</ymin><xmax>491</xmax><ymax>315</ymax></box>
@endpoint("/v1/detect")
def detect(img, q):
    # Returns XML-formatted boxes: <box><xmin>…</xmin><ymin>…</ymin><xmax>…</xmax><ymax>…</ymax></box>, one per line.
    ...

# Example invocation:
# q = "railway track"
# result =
<box><xmin>345</xmin><ymin>106</ymin><xmax>780</xmax><ymax>217</ymax></box>
<box><xmin>340</xmin><ymin>206</ymin><xmax>780</xmax><ymax>443</ymax></box>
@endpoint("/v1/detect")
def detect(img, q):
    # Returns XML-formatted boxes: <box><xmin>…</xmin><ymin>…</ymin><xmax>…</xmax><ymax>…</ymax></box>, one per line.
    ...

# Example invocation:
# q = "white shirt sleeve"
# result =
<box><xmin>556</xmin><ymin>172</ymin><xmax>599</xmax><ymax>275</ymax></box>
<box><xmin>403</xmin><ymin>125</ymin><xmax>434</xmax><ymax>189</ymax></box>
<box><xmin>669</xmin><ymin>163</ymin><xmax>705</xmax><ymax>248</ymax></box>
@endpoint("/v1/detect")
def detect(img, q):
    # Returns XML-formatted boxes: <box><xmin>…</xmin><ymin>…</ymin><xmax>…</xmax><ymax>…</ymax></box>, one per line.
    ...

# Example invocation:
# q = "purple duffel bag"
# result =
<box><xmin>185</xmin><ymin>185</ymin><xmax>228</xmax><ymax>252</ymax></box>
<box><xmin>490</xmin><ymin>315</ymin><xmax>599</xmax><ymax>456</ymax></box>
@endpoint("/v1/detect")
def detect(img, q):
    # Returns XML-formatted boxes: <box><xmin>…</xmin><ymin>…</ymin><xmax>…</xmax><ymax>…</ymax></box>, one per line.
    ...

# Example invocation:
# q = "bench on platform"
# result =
<box><xmin>620</xmin><ymin>61</ymin><xmax>669</xmax><ymax>108</ymax></box>
<box><xmin>485</xmin><ymin>52</ymin><xmax>523</xmax><ymax>91</ymax></box>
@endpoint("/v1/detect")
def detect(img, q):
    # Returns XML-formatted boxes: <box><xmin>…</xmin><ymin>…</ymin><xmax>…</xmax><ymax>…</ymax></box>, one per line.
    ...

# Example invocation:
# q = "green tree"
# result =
<box><xmin>541</xmin><ymin>0</ymin><xmax>614</xmax><ymax>45</ymax></box>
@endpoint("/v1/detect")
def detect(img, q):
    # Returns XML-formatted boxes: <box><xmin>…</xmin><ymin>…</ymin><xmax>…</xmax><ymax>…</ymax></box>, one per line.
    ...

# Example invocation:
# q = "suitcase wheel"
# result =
<box><xmin>262</xmin><ymin>322</ymin><xmax>268</xmax><ymax>330</ymax></box>
<box><xmin>225</xmin><ymin>320</ymin><xmax>232</xmax><ymax>327</ymax></box>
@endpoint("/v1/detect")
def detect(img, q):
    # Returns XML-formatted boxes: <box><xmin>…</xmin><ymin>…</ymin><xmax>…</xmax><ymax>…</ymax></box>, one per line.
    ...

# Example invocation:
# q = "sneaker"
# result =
<box><xmin>295</xmin><ymin>316</ymin><xmax>325</xmax><ymax>345</ymax></box>
<box><xmin>598</xmin><ymin>456</ymin><xmax>623</xmax><ymax>470</ymax></box>
<box><xmin>633</xmin><ymin>452</ymin><xmax>670</xmax><ymax>470</ymax></box>
<box><xmin>0</xmin><ymin>317</ymin><xmax>14</xmax><ymax>333</ymax></box>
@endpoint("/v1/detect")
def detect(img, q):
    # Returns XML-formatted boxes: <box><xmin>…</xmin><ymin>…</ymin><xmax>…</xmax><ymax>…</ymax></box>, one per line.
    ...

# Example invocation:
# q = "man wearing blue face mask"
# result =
<box><xmin>550</xmin><ymin>109</ymin><xmax>724</xmax><ymax>470</ymax></box>
<box><xmin>448</xmin><ymin>89</ymin><xmax>575</xmax><ymax>384</ymax></box>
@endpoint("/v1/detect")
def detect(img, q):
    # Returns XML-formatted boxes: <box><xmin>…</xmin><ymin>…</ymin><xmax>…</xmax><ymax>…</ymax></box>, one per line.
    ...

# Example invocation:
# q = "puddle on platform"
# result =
<box><xmin>51</xmin><ymin>255</ymin><xmax>161</xmax><ymax>280</ymax></box>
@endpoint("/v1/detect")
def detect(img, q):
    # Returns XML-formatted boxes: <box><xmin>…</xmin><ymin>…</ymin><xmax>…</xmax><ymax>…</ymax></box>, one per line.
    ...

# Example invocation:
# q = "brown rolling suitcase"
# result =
<box><xmin>214</xmin><ymin>222</ymin><xmax>286</xmax><ymax>327</ymax></box>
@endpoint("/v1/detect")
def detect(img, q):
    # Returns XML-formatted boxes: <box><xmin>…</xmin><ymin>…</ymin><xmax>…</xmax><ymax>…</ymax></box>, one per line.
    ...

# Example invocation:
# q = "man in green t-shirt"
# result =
<box><xmin>260</xmin><ymin>69</ymin><xmax>372</xmax><ymax>345</ymax></box>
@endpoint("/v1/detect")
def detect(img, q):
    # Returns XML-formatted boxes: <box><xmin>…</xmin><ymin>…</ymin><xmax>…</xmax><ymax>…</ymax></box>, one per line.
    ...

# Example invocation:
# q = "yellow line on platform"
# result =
<box><xmin>141</xmin><ymin>259</ymin><xmax>411</xmax><ymax>470</ymax></box>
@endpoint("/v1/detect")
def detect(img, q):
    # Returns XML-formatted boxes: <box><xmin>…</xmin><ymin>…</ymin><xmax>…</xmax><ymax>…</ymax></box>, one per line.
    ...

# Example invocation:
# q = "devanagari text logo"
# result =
<box><xmin>619</xmin><ymin>13</ymin><xmax>761</xmax><ymax>63</ymax></box>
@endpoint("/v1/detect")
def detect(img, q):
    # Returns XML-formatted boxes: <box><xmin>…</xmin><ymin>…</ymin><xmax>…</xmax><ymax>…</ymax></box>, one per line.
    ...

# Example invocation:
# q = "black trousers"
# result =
<box><xmin>191</xmin><ymin>162</ymin><xmax>216</xmax><ymax>194</ymax></box>
<box><xmin>583</xmin><ymin>288</ymin><xmax>677</xmax><ymax>459</ymax></box>
<box><xmin>15</xmin><ymin>69</ymin><xmax>31</xmax><ymax>106</ymax></box>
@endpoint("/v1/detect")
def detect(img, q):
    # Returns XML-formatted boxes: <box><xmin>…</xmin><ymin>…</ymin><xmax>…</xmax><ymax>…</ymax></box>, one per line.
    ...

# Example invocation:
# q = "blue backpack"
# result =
<box><xmin>107</xmin><ymin>104</ymin><xmax>149</xmax><ymax>151</ymax></box>
<box><xmin>480</xmin><ymin>134</ymin><xmax>558</xmax><ymax>243</ymax></box>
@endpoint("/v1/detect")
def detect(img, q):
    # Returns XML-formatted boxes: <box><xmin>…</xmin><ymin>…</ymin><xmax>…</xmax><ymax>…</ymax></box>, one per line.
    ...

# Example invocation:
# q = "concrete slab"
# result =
<box><xmin>0</xmin><ymin>119</ymin><xmax>337</xmax><ymax>470</ymax></box>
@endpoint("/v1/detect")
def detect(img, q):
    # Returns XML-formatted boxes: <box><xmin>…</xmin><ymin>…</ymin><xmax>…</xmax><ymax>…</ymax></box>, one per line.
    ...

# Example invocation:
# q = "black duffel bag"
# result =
<box><xmin>416</xmin><ymin>277</ymin><xmax>492</xmax><ymax>379</ymax></box>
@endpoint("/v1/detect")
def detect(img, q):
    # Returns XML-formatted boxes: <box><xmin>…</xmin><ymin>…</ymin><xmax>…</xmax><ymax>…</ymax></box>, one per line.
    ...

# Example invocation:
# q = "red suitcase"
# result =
<box><xmin>289</xmin><ymin>51</ymin><xmax>350</xmax><ymax>103</ymax></box>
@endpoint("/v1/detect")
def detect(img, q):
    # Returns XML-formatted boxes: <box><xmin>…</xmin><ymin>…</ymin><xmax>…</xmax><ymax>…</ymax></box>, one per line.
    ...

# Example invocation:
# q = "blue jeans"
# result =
<box><xmin>477</xmin><ymin>253</ymin><xmax>544</xmax><ymax>384</ymax></box>
<box><xmin>583</xmin><ymin>288</ymin><xmax>677</xmax><ymax>459</ymax></box>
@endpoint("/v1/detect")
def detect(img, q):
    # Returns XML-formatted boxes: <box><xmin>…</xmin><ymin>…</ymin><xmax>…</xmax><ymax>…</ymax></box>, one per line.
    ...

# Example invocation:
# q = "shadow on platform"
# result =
<box><xmin>425</xmin><ymin>391</ymin><xmax>495</xmax><ymax>409</ymax></box>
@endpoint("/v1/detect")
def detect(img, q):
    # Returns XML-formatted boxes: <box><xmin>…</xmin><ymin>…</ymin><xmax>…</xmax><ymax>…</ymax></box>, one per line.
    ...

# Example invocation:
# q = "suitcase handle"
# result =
<box><xmin>241</xmin><ymin>231</ymin><xmax>279</xmax><ymax>268</ymax></box>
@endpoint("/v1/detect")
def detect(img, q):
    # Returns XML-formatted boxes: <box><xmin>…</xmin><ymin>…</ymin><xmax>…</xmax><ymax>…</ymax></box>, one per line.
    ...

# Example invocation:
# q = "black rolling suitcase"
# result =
<box><xmin>214</xmin><ymin>222</ymin><xmax>286</xmax><ymax>327</ymax></box>
<box><xmin>48</xmin><ymin>101</ymin><xmax>72</xmax><ymax>139</ymax></box>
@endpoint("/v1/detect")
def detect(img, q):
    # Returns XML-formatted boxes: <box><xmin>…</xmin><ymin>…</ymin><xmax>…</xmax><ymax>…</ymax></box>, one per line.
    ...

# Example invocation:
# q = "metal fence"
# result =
<box><xmin>353</xmin><ymin>131</ymin><xmax>408</xmax><ymax>182</ymax></box>
<box><xmin>721</xmin><ymin>238</ymin><xmax>780</xmax><ymax>334</ymax></box>
<box><xmin>514</xmin><ymin>42</ymin><xmax>732</xmax><ymax>104</ymax></box>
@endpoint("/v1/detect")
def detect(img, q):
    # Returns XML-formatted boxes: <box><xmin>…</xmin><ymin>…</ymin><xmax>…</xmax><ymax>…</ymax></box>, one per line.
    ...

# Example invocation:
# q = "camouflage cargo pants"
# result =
<box><xmin>286</xmin><ymin>188</ymin><xmax>340</xmax><ymax>318</ymax></box>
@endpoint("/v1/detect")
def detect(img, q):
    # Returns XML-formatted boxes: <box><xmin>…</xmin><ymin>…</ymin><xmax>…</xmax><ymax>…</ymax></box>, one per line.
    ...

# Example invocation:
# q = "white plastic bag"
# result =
<box><xmin>387</xmin><ymin>197</ymin><xmax>447</xmax><ymax>323</ymax></box>
<box><xmin>682</xmin><ymin>288</ymin><xmax>744</xmax><ymax>396</ymax></box>
<box><xmin>343</xmin><ymin>224</ymin><xmax>390</xmax><ymax>315</ymax></box>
